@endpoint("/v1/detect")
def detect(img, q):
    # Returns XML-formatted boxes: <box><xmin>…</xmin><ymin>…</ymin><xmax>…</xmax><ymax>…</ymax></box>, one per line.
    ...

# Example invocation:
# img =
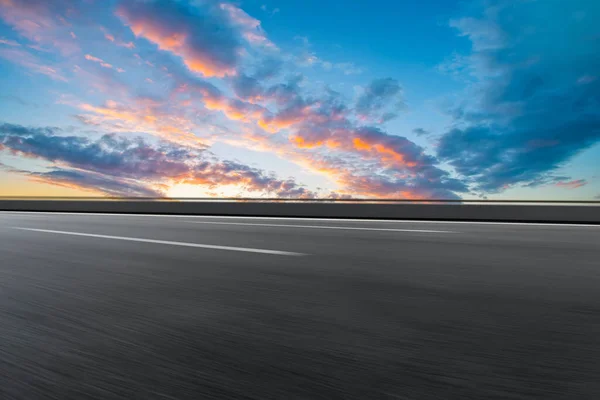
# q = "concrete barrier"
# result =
<box><xmin>1</xmin><ymin>200</ymin><xmax>599</xmax><ymax>223</ymax></box>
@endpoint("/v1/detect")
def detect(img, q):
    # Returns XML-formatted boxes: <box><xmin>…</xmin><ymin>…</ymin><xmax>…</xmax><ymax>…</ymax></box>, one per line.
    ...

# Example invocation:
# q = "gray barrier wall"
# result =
<box><xmin>1</xmin><ymin>200</ymin><xmax>599</xmax><ymax>223</ymax></box>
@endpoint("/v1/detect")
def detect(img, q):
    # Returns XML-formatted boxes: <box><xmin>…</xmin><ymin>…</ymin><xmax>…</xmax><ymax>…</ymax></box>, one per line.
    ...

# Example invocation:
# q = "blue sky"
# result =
<box><xmin>0</xmin><ymin>0</ymin><xmax>598</xmax><ymax>199</ymax></box>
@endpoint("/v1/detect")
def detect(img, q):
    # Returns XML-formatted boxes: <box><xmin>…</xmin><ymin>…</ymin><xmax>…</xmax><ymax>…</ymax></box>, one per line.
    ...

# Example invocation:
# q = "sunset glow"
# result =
<box><xmin>1</xmin><ymin>0</ymin><xmax>598</xmax><ymax>200</ymax></box>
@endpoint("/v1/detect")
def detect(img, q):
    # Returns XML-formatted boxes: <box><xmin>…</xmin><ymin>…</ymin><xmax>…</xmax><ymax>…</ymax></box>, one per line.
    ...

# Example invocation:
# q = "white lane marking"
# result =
<box><xmin>11</xmin><ymin>227</ymin><xmax>306</xmax><ymax>256</ymax></box>
<box><xmin>1</xmin><ymin>211</ymin><xmax>599</xmax><ymax>227</ymax></box>
<box><xmin>184</xmin><ymin>220</ymin><xmax>455</xmax><ymax>233</ymax></box>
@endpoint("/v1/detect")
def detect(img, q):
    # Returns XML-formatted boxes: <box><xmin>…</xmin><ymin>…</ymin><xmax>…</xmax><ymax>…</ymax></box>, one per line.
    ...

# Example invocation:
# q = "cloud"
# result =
<box><xmin>334</xmin><ymin>62</ymin><xmax>363</xmax><ymax>76</ymax></box>
<box><xmin>219</xmin><ymin>2</ymin><xmax>276</xmax><ymax>49</ymax></box>
<box><xmin>171</xmin><ymin>62</ymin><xmax>468</xmax><ymax>199</ymax></box>
<box><xmin>355</xmin><ymin>78</ymin><xmax>404</xmax><ymax>122</ymax></box>
<box><xmin>75</xmin><ymin>99</ymin><xmax>208</xmax><ymax>147</ymax></box>
<box><xmin>29</xmin><ymin>169</ymin><xmax>164</xmax><ymax>197</ymax></box>
<box><xmin>555</xmin><ymin>179</ymin><xmax>587</xmax><ymax>190</ymax></box>
<box><xmin>69</xmin><ymin>59</ymin><xmax>132</xmax><ymax>96</ymax></box>
<box><xmin>219</xmin><ymin>78</ymin><xmax>468</xmax><ymax>198</ymax></box>
<box><xmin>0</xmin><ymin>95</ymin><xmax>32</xmax><ymax>106</ymax></box>
<box><xmin>98</xmin><ymin>26</ymin><xmax>136</xmax><ymax>50</ymax></box>
<box><xmin>0</xmin><ymin>47</ymin><xmax>67</xmax><ymax>81</ymax></box>
<box><xmin>413</xmin><ymin>128</ymin><xmax>430</xmax><ymax>136</ymax></box>
<box><xmin>116</xmin><ymin>0</ymin><xmax>242</xmax><ymax>77</ymax></box>
<box><xmin>260</xmin><ymin>5</ymin><xmax>280</xmax><ymax>16</ymax></box>
<box><xmin>2</xmin><ymin>1</ymin><xmax>468</xmax><ymax>200</ymax></box>
<box><xmin>148</xmin><ymin>12</ymin><xmax>448</xmax><ymax>195</ymax></box>
<box><xmin>448</xmin><ymin>15</ymin><xmax>505</xmax><ymax>52</ymax></box>
<box><xmin>174</xmin><ymin>77</ymin><xmax>465</xmax><ymax>199</ymax></box>
<box><xmin>437</xmin><ymin>52</ymin><xmax>473</xmax><ymax>80</ymax></box>
<box><xmin>287</xmin><ymin>151</ymin><xmax>465</xmax><ymax>200</ymax></box>
<box><xmin>436</xmin><ymin>0</ymin><xmax>600</xmax><ymax>194</ymax></box>
<box><xmin>290</xmin><ymin>35</ymin><xmax>359</xmax><ymax>75</ymax></box>
<box><xmin>251</xmin><ymin>56</ymin><xmax>283</xmax><ymax>80</ymax></box>
<box><xmin>84</xmin><ymin>54</ymin><xmax>117</xmax><ymax>69</ymax></box>
<box><xmin>0</xmin><ymin>37</ymin><xmax>20</xmax><ymax>46</ymax></box>
<box><xmin>160</xmin><ymin>38</ymin><xmax>469</xmax><ymax>200</ymax></box>
<box><xmin>231</xmin><ymin>74</ymin><xmax>264</xmax><ymax>102</ymax></box>
<box><xmin>0</xmin><ymin>122</ymin><xmax>321</xmax><ymax>198</ymax></box>
<box><xmin>294</xmin><ymin>124</ymin><xmax>467</xmax><ymax>193</ymax></box>
<box><xmin>116</xmin><ymin>0</ymin><xmax>273</xmax><ymax>77</ymax></box>
<box><xmin>0</xmin><ymin>0</ymin><xmax>80</xmax><ymax>54</ymax></box>
<box><xmin>84</xmin><ymin>54</ymin><xmax>103</xmax><ymax>63</ymax></box>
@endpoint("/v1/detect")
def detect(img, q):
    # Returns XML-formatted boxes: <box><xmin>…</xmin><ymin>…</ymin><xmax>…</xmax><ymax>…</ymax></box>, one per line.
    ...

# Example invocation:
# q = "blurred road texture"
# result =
<box><xmin>1</xmin><ymin>212</ymin><xmax>599</xmax><ymax>399</ymax></box>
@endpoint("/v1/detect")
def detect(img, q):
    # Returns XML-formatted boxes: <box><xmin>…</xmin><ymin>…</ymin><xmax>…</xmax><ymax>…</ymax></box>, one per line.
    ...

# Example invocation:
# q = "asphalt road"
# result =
<box><xmin>1</xmin><ymin>212</ymin><xmax>599</xmax><ymax>399</ymax></box>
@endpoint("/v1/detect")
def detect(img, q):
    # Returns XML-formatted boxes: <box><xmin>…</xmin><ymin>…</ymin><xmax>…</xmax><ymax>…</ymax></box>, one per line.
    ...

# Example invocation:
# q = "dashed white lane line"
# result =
<box><xmin>11</xmin><ymin>227</ymin><xmax>306</xmax><ymax>257</ymax></box>
<box><xmin>183</xmin><ymin>220</ymin><xmax>456</xmax><ymax>234</ymax></box>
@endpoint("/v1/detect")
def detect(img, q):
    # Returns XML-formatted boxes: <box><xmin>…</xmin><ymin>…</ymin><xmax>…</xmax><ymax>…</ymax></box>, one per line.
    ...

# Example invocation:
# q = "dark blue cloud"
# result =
<box><xmin>30</xmin><ymin>169</ymin><xmax>164</xmax><ymax>197</ymax></box>
<box><xmin>355</xmin><ymin>78</ymin><xmax>404</xmax><ymax>122</ymax></box>
<box><xmin>0</xmin><ymin>123</ymin><xmax>194</xmax><ymax>179</ymax></box>
<box><xmin>412</xmin><ymin>128</ymin><xmax>430</xmax><ymax>137</ymax></box>
<box><xmin>231</xmin><ymin>74</ymin><xmax>263</xmax><ymax>101</ymax></box>
<box><xmin>0</xmin><ymin>122</ymin><xmax>321</xmax><ymax>198</ymax></box>
<box><xmin>437</xmin><ymin>0</ymin><xmax>600</xmax><ymax>193</ymax></box>
<box><xmin>251</xmin><ymin>56</ymin><xmax>284</xmax><ymax>80</ymax></box>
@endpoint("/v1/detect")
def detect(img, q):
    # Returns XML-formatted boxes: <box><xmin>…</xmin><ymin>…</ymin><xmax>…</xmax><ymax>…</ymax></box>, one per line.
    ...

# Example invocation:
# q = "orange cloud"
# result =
<box><xmin>203</xmin><ymin>95</ymin><xmax>267</xmax><ymax>123</ymax></box>
<box><xmin>292</xmin><ymin>136</ymin><xmax>323</xmax><ymax>149</ymax></box>
<box><xmin>289</xmin><ymin>126</ymin><xmax>421</xmax><ymax>171</ymax></box>
<box><xmin>257</xmin><ymin>106</ymin><xmax>315</xmax><ymax>133</ymax></box>
<box><xmin>100</xmin><ymin>26</ymin><xmax>136</xmax><ymax>49</ymax></box>
<box><xmin>352</xmin><ymin>139</ymin><xmax>418</xmax><ymax>168</ymax></box>
<box><xmin>131</xmin><ymin>22</ymin><xmax>232</xmax><ymax>77</ymax></box>
<box><xmin>116</xmin><ymin>2</ymin><xmax>240</xmax><ymax>78</ymax></box>
<box><xmin>77</xmin><ymin>101</ymin><xmax>206</xmax><ymax>148</ymax></box>
<box><xmin>215</xmin><ymin>124</ymin><xmax>451</xmax><ymax>200</ymax></box>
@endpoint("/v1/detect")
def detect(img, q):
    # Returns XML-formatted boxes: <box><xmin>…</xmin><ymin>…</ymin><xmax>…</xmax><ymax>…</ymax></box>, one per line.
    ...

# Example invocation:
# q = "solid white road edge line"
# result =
<box><xmin>11</xmin><ymin>227</ymin><xmax>306</xmax><ymax>256</ymax></box>
<box><xmin>1</xmin><ymin>211</ymin><xmax>599</xmax><ymax>228</ymax></box>
<box><xmin>183</xmin><ymin>220</ymin><xmax>456</xmax><ymax>233</ymax></box>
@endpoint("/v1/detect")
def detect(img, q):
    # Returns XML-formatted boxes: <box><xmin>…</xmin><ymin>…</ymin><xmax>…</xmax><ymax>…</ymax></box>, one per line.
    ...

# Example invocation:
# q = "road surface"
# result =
<box><xmin>1</xmin><ymin>211</ymin><xmax>599</xmax><ymax>399</ymax></box>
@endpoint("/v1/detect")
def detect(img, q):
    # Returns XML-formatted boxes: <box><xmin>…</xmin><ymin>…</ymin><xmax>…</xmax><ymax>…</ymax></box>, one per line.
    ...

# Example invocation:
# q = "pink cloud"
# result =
<box><xmin>101</xmin><ymin>27</ymin><xmax>136</xmax><ymax>49</ymax></box>
<box><xmin>84</xmin><ymin>54</ymin><xmax>120</xmax><ymax>70</ymax></box>
<box><xmin>555</xmin><ymin>179</ymin><xmax>587</xmax><ymax>189</ymax></box>
<box><xmin>85</xmin><ymin>54</ymin><xmax>103</xmax><ymax>63</ymax></box>
<box><xmin>0</xmin><ymin>0</ymin><xmax>79</xmax><ymax>54</ymax></box>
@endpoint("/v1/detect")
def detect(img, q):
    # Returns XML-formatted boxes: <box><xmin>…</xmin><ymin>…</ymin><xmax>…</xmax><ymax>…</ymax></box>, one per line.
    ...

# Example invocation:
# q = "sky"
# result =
<box><xmin>0</xmin><ymin>0</ymin><xmax>598</xmax><ymax>200</ymax></box>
